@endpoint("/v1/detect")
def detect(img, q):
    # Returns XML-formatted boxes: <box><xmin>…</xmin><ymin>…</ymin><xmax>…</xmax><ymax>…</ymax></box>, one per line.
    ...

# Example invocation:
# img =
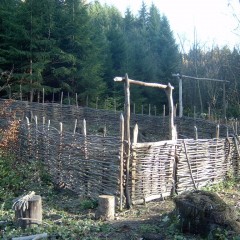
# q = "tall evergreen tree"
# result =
<box><xmin>50</xmin><ymin>0</ymin><xmax>106</xmax><ymax>104</ymax></box>
<box><xmin>0</xmin><ymin>0</ymin><xmax>181</xmax><ymax>110</ymax></box>
<box><xmin>0</xmin><ymin>0</ymin><xmax>27</xmax><ymax>97</ymax></box>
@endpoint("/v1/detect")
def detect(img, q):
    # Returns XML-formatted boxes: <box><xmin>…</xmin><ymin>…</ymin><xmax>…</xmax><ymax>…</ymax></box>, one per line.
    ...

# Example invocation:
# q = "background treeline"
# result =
<box><xmin>0</xmin><ymin>0</ymin><xmax>240</xmax><ymax>117</ymax></box>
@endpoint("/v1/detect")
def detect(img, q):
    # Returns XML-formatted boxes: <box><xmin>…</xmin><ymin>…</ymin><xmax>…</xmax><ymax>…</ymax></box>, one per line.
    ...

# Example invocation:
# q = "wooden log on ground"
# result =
<box><xmin>14</xmin><ymin>194</ymin><xmax>42</xmax><ymax>229</ymax></box>
<box><xmin>95</xmin><ymin>195</ymin><xmax>115</xmax><ymax>221</ymax></box>
<box><xmin>12</xmin><ymin>233</ymin><xmax>48</xmax><ymax>240</ymax></box>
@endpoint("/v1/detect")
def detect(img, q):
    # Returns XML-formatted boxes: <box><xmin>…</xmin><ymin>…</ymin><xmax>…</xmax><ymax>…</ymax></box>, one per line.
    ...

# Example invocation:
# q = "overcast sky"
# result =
<box><xmin>89</xmin><ymin>0</ymin><xmax>240</xmax><ymax>52</ymax></box>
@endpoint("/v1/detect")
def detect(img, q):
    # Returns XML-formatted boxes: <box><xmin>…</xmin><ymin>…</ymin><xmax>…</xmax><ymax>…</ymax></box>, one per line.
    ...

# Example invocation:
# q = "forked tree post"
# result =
<box><xmin>164</xmin><ymin>83</ymin><xmax>177</xmax><ymax>140</ymax></box>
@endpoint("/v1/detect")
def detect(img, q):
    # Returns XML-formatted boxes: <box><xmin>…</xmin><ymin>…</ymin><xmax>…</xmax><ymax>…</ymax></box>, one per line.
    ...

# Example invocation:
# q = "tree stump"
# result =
<box><xmin>15</xmin><ymin>195</ymin><xmax>42</xmax><ymax>229</ymax></box>
<box><xmin>95</xmin><ymin>195</ymin><xmax>115</xmax><ymax>221</ymax></box>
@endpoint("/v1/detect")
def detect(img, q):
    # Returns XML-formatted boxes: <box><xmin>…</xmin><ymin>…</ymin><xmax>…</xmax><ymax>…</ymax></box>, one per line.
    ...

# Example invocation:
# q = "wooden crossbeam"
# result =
<box><xmin>114</xmin><ymin>77</ymin><xmax>174</xmax><ymax>90</ymax></box>
<box><xmin>172</xmin><ymin>73</ymin><xmax>229</xmax><ymax>118</ymax></box>
<box><xmin>172</xmin><ymin>74</ymin><xmax>230</xmax><ymax>83</ymax></box>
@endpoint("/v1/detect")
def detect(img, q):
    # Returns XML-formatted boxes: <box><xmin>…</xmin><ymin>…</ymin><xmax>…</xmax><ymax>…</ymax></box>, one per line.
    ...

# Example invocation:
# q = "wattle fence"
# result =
<box><xmin>129</xmin><ymin>136</ymin><xmax>240</xmax><ymax>205</ymax></box>
<box><xmin>18</xmin><ymin>121</ymin><xmax>121</xmax><ymax>200</ymax></box>
<box><xmin>0</xmin><ymin>99</ymin><xmax>240</xmax><ymax>208</ymax></box>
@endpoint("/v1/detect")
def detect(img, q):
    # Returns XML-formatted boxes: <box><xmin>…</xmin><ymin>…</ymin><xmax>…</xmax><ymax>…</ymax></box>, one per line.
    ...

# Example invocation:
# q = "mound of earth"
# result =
<box><xmin>174</xmin><ymin>190</ymin><xmax>240</xmax><ymax>237</ymax></box>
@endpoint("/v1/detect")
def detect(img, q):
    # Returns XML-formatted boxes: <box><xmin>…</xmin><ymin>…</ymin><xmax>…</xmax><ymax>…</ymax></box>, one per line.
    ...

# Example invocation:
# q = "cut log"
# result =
<box><xmin>95</xmin><ymin>195</ymin><xmax>115</xmax><ymax>221</ymax></box>
<box><xmin>14</xmin><ymin>195</ymin><xmax>42</xmax><ymax>229</ymax></box>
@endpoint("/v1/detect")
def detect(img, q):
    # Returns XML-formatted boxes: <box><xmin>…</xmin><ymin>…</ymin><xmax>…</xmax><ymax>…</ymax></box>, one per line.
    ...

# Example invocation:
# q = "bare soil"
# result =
<box><xmin>49</xmin><ymin>184</ymin><xmax>240</xmax><ymax>240</ymax></box>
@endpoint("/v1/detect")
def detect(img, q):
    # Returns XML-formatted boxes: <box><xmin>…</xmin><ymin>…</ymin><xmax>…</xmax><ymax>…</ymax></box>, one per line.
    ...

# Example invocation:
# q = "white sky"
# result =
<box><xmin>90</xmin><ymin>0</ymin><xmax>240</xmax><ymax>52</ymax></box>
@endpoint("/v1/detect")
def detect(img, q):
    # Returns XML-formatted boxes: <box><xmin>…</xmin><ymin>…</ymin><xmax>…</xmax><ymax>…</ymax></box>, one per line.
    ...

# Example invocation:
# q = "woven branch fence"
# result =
<box><xmin>0</xmin><ymin>99</ymin><xmax>234</xmax><ymax>141</ymax></box>
<box><xmin>17</xmin><ymin>120</ymin><xmax>121</xmax><ymax>200</ymax></box>
<box><xmin>0</xmin><ymin>99</ymin><xmax>240</xmax><ymax>208</ymax></box>
<box><xmin>130</xmin><ymin>136</ymin><xmax>240</xmax><ymax>205</ymax></box>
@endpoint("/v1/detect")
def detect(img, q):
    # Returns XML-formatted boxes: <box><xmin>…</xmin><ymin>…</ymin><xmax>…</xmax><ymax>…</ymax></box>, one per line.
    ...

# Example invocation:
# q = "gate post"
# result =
<box><xmin>119</xmin><ymin>114</ymin><xmax>124</xmax><ymax>211</ymax></box>
<box><xmin>165</xmin><ymin>83</ymin><xmax>177</xmax><ymax>140</ymax></box>
<box><xmin>124</xmin><ymin>74</ymin><xmax>131</xmax><ymax>208</ymax></box>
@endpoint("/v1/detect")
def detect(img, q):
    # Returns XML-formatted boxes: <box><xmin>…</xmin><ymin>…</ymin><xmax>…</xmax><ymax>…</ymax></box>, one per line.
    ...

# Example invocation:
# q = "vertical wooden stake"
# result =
<box><xmin>60</xmin><ymin>122</ymin><xmax>63</xmax><ymax>134</ymax></box>
<box><xmin>124</xmin><ymin>74</ymin><xmax>131</xmax><ymax>208</ymax></box>
<box><xmin>96</xmin><ymin>97</ymin><xmax>98</xmax><ymax>109</ymax></box>
<box><xmin>131</xmin><ymin>123</ymin><xmax>138</xmax><ymax>204</ymax></box>
<box><xmin>68</xmin><ymin>92</ymin><xmax>70</xmax><ymax>105</ymax></box>
<box><xmin>148</xmin><ymin>104</ymin><xmax>151</xmax><ymax>116</ymax></box>
<box><xmin>178</xmin><ymin>75</ymin><xmax>183</xmax><ymax>117</ymax></box>
<box><xmin>42</xmin><ymin>88</ymin><xmax>45</xmax><ymax>104</ymax></box>
<box><xmin>20</xmin><ymin>85</ymin><xmax>23</xmax><ymax>101</ymax></box>
<box><xmin>34</xmin><ymin>116</ymin><xmax>39</xmax><ymax>162</ymax></box>
<box><xmin>61</xmin><ymin>92</ymin><xmax>63</xmax><ymax>106</ymax></box>
<box><xmin>73</xmin><ymin>119</ymin><xmax>77</xmax><ymax>135</ymax></box>
<box><xmin>26</xmin><ymin>117</ymin><xmax>31</xmax><ymax>159</ymax></box>
<box><xmin>103</xmin><ymin>125</ymin><xmax>107</xmax><ymax>137</ymax></box>
<box><xmin>133</xmin><ymin>103</ymin><xmax>135</xmax><ymax>114</ymax></box>
<box><xmin>194</xmin><ymin>126</ymin><xmax>198</xmax><ymax>140</ymax></box>
<box><xmin>163</xmin><ymin>104</ymin><xmax>165</xmax><ymax>117</ymax></box>
<box><xmin>45</xmin><ymin>120</ymin><xmax>50</xmax><ymax>170</ymax></box>
<box><xmin>83</xmin><ymin>119</ymin><xmax>87</xmax><ymax>137</ymax></box>
<box><xmin>48</xmin><ymin>120</ymin><xmax>50</xmax><ymax>131</ymax></box>
<box><xmin>223</xmin><ymin>82</ymin><xmax>226</xmax><ymax>119</ymax></box>
<box><xmin>119</xmin><ymin>114</ymin><xmax>124</xmax><ymax>211</ymax></box>
<box><xmin>154</xmin><ymin>105</ymin><xmax>156</xmax><ymax>116</ymax></box>
<box><xmin>216</xmin><ymin>124</ymin><xmax>220</xmax><ymax>139</ymax></box>
<box><xmin>133</xmin><ymin>123</ymin><xmax>138</xmax><ymax>144</ymax></box>
<box><xmin>58</xmin><ymin>122</ymin><xmax>63</xmax><ymax>186</ymax></box>
<box><xmin>235</xmin><ymin>119</ymin><xmax>238</xmax><ymax>135</ymax></box>
<box><xmin>86</xmin><ymin>95</ymin><xmax>89</xmax><ymax>107</ymax></box>
<box><xmin>35</xmin><ymin>115</ymin><xmax>38</xmax><ymax>125</ymax></box>
<box><xmin>76</xmin><ymin>93</ymin><xmax>78</xmax><ymax>107</ymax></box>
<box><xmin>83</xmin><ymin>119</ymin><xmax>89</xmax><ymax>195</ymax></box>
<box><xmin>26</xmin><ymin>117</ymin><xmax>30</xmax><ymax>126</ymax></box>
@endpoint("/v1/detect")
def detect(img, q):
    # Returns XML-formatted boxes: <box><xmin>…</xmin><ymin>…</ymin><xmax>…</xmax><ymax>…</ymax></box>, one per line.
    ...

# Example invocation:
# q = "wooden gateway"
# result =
<box><xmin>114</xmin><ymin>74</ymin><xmax>177</xmax><ymax>208</ymax></box>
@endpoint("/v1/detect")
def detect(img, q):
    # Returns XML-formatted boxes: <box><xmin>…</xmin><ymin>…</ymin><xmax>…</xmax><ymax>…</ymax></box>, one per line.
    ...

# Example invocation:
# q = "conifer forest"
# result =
<box><xmin>1</xmin><ymin>0</ymin><xmax>240</xmax><ymax>118</ymax></box>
